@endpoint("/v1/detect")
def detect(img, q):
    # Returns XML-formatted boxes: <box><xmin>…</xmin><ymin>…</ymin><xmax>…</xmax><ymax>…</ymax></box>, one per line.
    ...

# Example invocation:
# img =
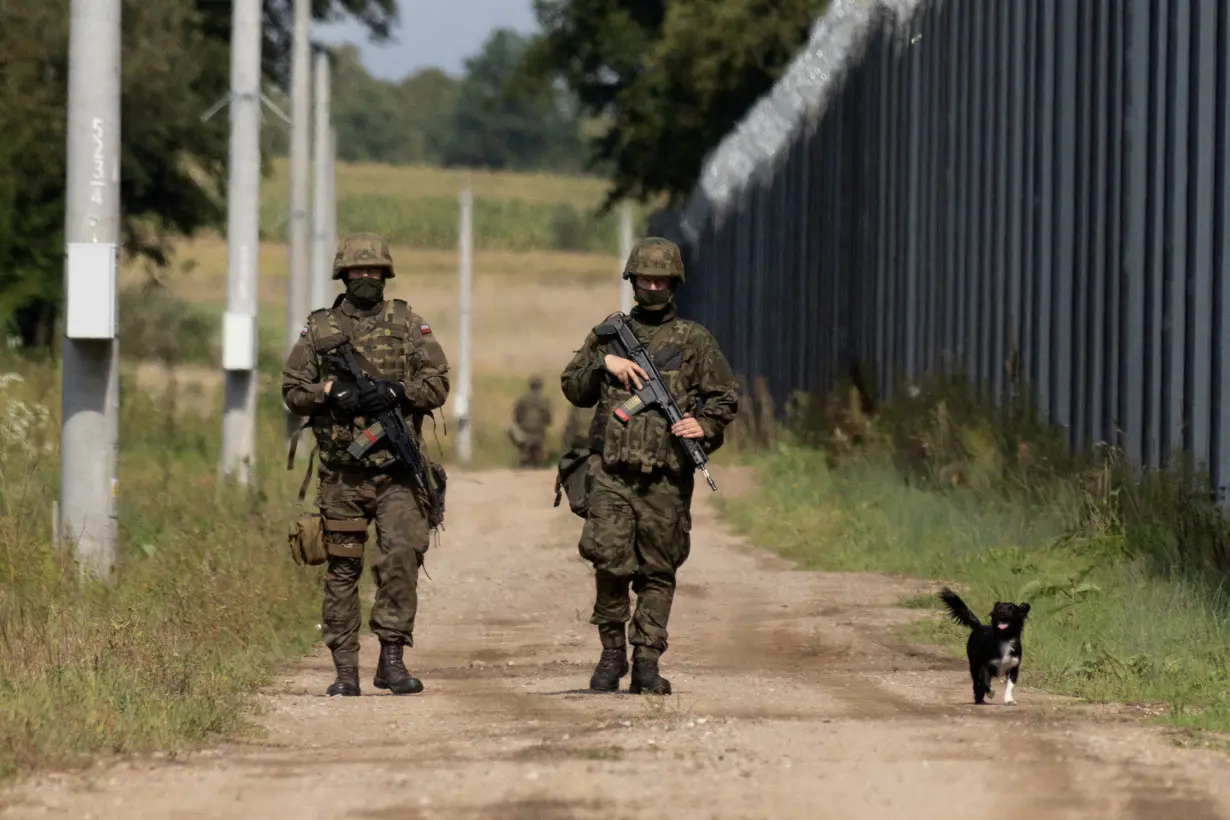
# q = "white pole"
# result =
<box><xmin>284</xmin><ymin>0</ymin><xmax>311</xmax><ymax>435</ymax></box>
<box><xmin>455</xmin><ymin>185</ymin><xmax>473</xmax><ymax>464</ymax></box>
<box><xmin>310</xmin><ymin>51</ymin><xmax>332</xmax><ymax>310</ymax></box>
<box><xmin>618</xmin><ymin>201</ymin><xmax>634</xmax><ymax>313</ymax></box>
<box><xmin>60</xmin><ymin>0</ymin><xmax>122</xmax><ymax>580</ymax></box>
<box><xmin>326</xmin><ymin>125</ymin><xmax>337</xmax><ymax>266</ymax></box>
<box><xmin>219</xmin><ymin>0</ymin><xmax>263</xmax><ymax>485</ymax></box>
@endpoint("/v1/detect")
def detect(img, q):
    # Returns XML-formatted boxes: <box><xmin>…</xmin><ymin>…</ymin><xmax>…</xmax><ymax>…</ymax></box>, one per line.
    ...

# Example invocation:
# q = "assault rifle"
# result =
<box><xmin>593</xmin><ymin>312</ymin><xmax>718</xmax><ymax>492</ymax></box>
<box><xmin>318</xmin><ymin>336</ymin><xmax>436</xmax><ymax>508</ymax></box>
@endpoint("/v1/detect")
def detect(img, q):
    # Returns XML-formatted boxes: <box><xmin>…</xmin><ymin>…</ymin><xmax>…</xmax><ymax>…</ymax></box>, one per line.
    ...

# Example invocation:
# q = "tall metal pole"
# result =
<box><xmin>60</xmin><ymin>0</ymin><xmax>122</xmax><ymax>580</ymax></box>
<box><xmin>455</xmin><ymin>185</ymin><xmax>473</xmax><ymax>464</ymax></box>
<box><xmin>284</xmin><ymin>0</ymin><xmax>311</xmax><ymax>436</ymax></box>
<box><xmin>310</xmin><ymin>51</ymin><xmax>332</xmax><ymax>311</ymax></box>
<box><xmin>618</xmin><ymin>201</ymin><xmax>635</xmax><ymax>313</ymax></box>
<box><xmin>220</xmin><ymin>0</ymin><xmax>263</xmax><ymax>485</ymax></box>
<box><xmin>326</xmin><ymin>125</ymin><xmax>337</xmax><ymax>266</ymax></box>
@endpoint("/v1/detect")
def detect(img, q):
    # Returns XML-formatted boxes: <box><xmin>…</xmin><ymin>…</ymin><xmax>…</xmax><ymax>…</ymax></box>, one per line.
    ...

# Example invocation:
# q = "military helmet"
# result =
<box><xmin>529</xmin><ymin>375</ymin><xmax>543</xmax><ymax>390</ymax></box>
<box><xmin>621</xmin><ymin>237</ymin><xmax>685</xmax><ymax>284</ymax></box>
<box><xmin>332</xmin><ymin>232</ymin><xmax>395</xmax><ymax>280</ymax></box>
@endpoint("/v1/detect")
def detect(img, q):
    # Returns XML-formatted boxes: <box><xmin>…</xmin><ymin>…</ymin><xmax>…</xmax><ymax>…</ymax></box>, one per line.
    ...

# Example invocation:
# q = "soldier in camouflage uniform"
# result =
<box><xmin>281</xmin><ymin>232</ymin><xmax>450</xmax><ymax>698</ymax></box>
<box><xmin>509</xmin><ymin>375</ymin><xmax>553</xmax><ymax>467</ymax></box>
<box><xmin>560</xmin><ymin>237</ymin><xmax>739</xmax><ymax>695</ymax></box>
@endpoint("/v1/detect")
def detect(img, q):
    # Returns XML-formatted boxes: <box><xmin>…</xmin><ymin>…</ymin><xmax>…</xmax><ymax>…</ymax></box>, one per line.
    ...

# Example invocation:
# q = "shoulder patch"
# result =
<box><xmin>299</xmin><ymin>323</ymin><xmax>309</xmax><ymax>337</ymax></box>
<box><xmin>419</xmin><ymin>323</ymin><xmax>432</xmax><ymax>335</ymax></box>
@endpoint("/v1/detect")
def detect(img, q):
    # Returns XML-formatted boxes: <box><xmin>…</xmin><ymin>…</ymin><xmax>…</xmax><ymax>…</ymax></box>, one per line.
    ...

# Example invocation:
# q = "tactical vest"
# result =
<box><xmin>598</xmin><ymin>317</ymin><xmax>699</xmax><ymax>476</ymax></box>
<box><xmin>306</xmin><ymin>298</ymin><xmax>421</xmax><ymax>469</ymax></box>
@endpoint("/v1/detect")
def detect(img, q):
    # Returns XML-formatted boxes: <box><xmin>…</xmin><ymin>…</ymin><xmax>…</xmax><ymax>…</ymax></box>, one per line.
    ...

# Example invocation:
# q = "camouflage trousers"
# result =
<box><xmin>517</xmin><ymin>435</ymin><xmax>547</xmax><ymax>468</ymax></box>
<box><xmin>578</xmin><ymin>463</ymin><xmax>694</xmax><ymax>659</ymax></box>
<box><xmin>316</xmin><ymin>464</ymin><xmax>428</xmax><ymax>667</ymax></box>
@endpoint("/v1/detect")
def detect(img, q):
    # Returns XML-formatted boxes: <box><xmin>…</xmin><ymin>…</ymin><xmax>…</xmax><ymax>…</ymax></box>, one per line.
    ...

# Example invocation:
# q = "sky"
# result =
<box><xmin>314</xmin><ymin>0</ymin><xmax>541</xmax><ymax>81</ymax></box>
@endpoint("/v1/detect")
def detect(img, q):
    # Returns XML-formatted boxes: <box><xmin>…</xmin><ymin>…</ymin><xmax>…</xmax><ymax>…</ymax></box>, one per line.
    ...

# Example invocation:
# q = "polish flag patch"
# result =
<box><xmin>420</xmin><ymin>324</ymin><xmax>432</xmax><ymax>335</ymax></box>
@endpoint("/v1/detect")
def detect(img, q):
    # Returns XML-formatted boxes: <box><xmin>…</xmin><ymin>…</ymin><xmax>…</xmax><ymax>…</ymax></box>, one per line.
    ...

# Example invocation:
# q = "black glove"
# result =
<box><xmin>329</xmin><ymin>376</ymin><xmax>361</xmax><ymax>414</ymax></box>
<box><xmin>358</xmin><ymin>379</ymin><xmax>406</xmax><ymax>415</ymax></box>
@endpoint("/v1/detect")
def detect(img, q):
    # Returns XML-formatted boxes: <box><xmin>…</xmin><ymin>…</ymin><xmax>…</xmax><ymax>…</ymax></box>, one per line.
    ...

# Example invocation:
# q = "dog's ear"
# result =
<box><xmin>1018</xmin><ymin>602</ymin><xmax>1031</xmax><ymax>618</ymax></box>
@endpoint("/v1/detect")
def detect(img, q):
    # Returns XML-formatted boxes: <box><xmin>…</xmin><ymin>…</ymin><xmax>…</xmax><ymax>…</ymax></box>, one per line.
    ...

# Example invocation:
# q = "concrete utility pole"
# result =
<box><xmin>618</xmin><ymin>201</ymin><xmax>635</xmax><ymax>313</ymax></box>
<box><xmin>59</xmin><ymin>0</ymin><xmax>122</xmax><ymax>580</ymax></box>
<box><xmin>310</xmin><ymin>51</ymin><xmax>332</xmax><ymax>311</ymax></box>
<box><xmin>455</xmin><ymin>185</ymin><xmax>473</xmax><ymax>464</ymax></box>
<box><xmin>326</xmin><ymin>125</ymin><xmax>337</xmax><ymax>271</ymax></box>
<box><xmin>283</xmin><ymin>0</ymin><xmax>311</xmax><ymax>435</ymax></box>
<box><xmin>219</xmin><ymin>0</ymin><xmax>263</xmax><ymax>485</ymax></box>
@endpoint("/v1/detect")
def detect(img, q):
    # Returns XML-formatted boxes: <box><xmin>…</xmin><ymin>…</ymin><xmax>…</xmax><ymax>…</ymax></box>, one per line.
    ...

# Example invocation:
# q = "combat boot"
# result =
<box><xmin>373</xmin><ymin>640</ymin><xmax>424</xmax><ymax>695</ymax></box>
<box><xmin>629</xmin><ymin>651</ymin><xmax>671</xmax><ymax>696</ymax></box>
<box><xmin>326</xmin><ymin>661</ymin><xmax>360</xmax><ymax>697</ymax></box>
<box><xmin>588</xmin><ymin>646</ymin><xmax>629</xmax><ymax>692</ymax></box>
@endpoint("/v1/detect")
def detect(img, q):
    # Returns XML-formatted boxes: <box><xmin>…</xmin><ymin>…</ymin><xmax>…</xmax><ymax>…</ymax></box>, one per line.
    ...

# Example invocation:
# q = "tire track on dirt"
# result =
<box><xmin>2</xmin><ymin>467</ymin><xmax>1228</xmax><ymax>819</ymax></box>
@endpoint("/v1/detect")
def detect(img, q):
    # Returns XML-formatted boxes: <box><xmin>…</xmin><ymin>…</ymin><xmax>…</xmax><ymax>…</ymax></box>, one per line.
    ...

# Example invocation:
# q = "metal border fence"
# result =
<box><xmin>670</xmin><ymin>0</ymin><xmax>1230</xmax><ymax>497</ymax></box>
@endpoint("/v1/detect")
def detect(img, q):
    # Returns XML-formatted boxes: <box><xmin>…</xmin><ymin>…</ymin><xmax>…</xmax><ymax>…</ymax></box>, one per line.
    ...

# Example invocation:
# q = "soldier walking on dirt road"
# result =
<box><xmin>281</xmin><ymin>232</ymin><xmax>450</xmax><ymax>698</ymax></box>
<box><xmin>560</xmin><ymin>237</ymin><xmax>739</xmax><ymax>695</ymax></box>
<box><xmin>509</xmin><ymin>375</ymin><xmax>553</xmax><ymax>468</ymax></box>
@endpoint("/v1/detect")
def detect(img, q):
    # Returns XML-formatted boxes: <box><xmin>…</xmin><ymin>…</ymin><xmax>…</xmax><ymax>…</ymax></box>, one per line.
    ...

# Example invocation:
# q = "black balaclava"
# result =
<box><xmin>345</xmin><ymin>273</ymin><xmax>386</xmax><ymax>309</ymax></box>
<box><xmin>633</xmin><ymin>278</ymin><xmax>674</xmax><ymax>309</ymax></box>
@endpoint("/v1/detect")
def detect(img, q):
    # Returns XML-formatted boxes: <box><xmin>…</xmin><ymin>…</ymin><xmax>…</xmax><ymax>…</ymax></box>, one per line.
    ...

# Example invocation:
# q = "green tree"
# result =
<box><xmin>523</xmin><ymin>0</ymin><xmax>825</xmax><ymax>209</ymax></box>
<box><xmin>0</xmin><ymin>0</ymin><xmax>395</xmax><ymax>349</ymax></box>
<box><xmin>329</xmin><ymin>46</ymin><xmax>461</xmax><ymax>165</ymax></box>
<box><xmin>444</xmin><ymin>27</ymin><xmax>586</xmax><ymax>173</ymax></box>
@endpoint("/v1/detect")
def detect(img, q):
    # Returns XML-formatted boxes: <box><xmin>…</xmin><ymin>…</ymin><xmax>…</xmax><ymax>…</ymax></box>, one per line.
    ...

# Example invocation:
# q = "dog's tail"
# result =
<box><xmin>937</xmin><ymin>587</ymin><xmax>982</xmax><ymax>631</ymax></box>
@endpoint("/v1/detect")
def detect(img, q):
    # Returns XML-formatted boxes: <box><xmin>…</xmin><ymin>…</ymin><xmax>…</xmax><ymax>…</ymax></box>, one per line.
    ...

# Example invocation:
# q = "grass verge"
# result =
<box><xmin>0</xmin><ymin>356</ymin><xmax>323</xmax><ymax>780</ymax></box>
<box><xmin>720</xmin><ymin>376</ymin><xmax>1230</xmax><ymax>734</ymax></box>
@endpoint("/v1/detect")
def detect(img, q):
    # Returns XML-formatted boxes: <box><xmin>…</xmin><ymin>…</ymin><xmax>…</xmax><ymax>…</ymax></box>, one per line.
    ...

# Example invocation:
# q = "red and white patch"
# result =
<box><xmin>420</xmin><ymin>323</ymin><xmax>432</xmax><ymax>335</ymax></box>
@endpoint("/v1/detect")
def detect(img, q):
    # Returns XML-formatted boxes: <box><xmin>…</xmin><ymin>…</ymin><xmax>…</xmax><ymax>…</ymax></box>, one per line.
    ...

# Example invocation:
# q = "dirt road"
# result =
<box><xmin>4</xmin><ymin>467</ymin><xmax>1229</xmax><ymax>819</ymax></box>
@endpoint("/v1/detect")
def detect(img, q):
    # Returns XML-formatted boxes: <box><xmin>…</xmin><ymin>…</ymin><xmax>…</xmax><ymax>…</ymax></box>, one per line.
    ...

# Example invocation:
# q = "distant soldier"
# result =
<box><xmin>560</xmin><ymin>237</ymin><xmax>739</xmax><ymax>695</ymax></box>
<box><xmin>509</xmin><ymin>375</ymin><xmax>553</xmax><ymax>468</ymax></box>
<box><xmin>281</xmin><ymin>232</ymin><xmax>449</xmax><ymax>698</ymax></box>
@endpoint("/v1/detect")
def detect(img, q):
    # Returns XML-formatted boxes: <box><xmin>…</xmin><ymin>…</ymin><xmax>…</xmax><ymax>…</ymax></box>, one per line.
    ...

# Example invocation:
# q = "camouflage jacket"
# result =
<box><xmin>281</xmin><ymin>297</ymin><xmax>450</xmax><ymax>469</ymax></box>
<box><xmin>560</xmin><ymin>304</ymin><xmax>738</xmax><ymax>477</ymax></box>
<box><xmin>562</xmin><ymin>405</ymin><xmax>595</xmax><ymax>451</ymax></box>
<box><xmin>513</xmin><ymin>392</ymin><xmax>553</xmax><ymax>436</ymax></box>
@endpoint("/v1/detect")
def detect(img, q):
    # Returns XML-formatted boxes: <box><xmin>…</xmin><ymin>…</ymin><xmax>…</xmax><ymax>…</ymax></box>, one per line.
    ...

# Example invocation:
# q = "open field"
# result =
<box><xmin>257</xmin><ymin>160</ymin><xmax>654</xmax><ymax>252</ymax></box>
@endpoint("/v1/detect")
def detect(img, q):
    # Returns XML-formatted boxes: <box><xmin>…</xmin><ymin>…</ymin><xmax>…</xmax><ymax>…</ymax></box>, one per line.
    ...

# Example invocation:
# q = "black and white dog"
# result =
<box><xmin>937</xmin><ymin>587</ymin><xmax>1031</xmax><ymax>706</ymax></box>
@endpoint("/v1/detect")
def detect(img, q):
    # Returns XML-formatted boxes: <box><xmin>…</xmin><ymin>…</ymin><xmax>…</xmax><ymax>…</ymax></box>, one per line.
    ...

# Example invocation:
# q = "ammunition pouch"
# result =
<box><xmin>322</xmin><ymin>517</ymin><xmax>368</xmax><ymax>557</ymax></box>
<box><xmin>554</xmin><ymin>447</ymin><xmax>599</xmax><ymax>519</ymax></box>
<box><xmin>287</xmin><ymin>513</ymin><xmax>328</xmax><ymax>567</ymax></box>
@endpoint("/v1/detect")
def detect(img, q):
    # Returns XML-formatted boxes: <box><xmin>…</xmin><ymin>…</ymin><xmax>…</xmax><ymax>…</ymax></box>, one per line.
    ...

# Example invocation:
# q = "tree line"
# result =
<box><xmin>299</xmin><ymin>29</ymin><xmax>592</xmax><ymax>174</ymax></box>
<box><xmin>0</xmin><ymin>0</ymin><xmax>825</xmax><ymax>350</ymax></box>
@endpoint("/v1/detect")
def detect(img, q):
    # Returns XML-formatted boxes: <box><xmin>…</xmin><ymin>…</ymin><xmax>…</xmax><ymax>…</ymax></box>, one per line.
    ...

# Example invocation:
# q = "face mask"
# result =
<box><xmin>633</xmin><ymin>284</ymin><xmax>673</xmax><ymax>308</ymax></box>
<box><xmin>346</xmin><ymin>277</ymin><xmax>385</xmax><ymax>307</ymax></box>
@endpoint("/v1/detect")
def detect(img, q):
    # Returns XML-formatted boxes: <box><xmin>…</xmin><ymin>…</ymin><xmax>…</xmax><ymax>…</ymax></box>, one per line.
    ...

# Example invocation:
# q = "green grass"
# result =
<box><xmin>257</xmin><ymin>159</ymin><xmax>652</xmax><ymax>252</ymax></box>
<box><xmin>0</xmin><ymin>356</ymin><xmax>323</xmax><ymax>780</ymax></box>
<box><xmin>723</xmin><ymin>443</ymin><xmax>1230</xmax><ymax>732</ymax></box>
